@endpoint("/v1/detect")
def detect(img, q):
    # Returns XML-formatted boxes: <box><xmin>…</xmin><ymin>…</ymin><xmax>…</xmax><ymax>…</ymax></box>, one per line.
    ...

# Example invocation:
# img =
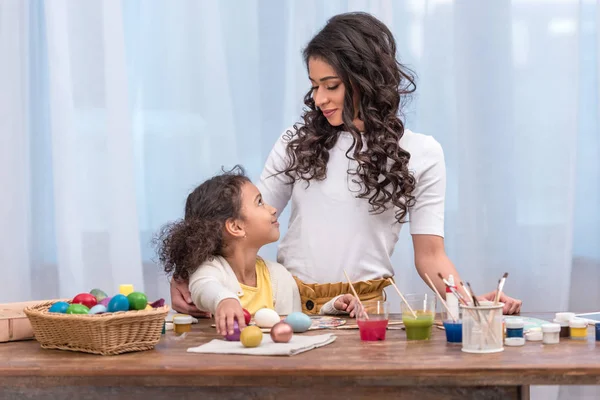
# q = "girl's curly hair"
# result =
<box><xmin>154</xmin><ymin>166</ymin><xmax>250</xmax><ymax>281</ymax></box>
<box><xmin>280</xmin><ymin>12</ymin><xmax>417</xmax><ymax>223</ymax></box>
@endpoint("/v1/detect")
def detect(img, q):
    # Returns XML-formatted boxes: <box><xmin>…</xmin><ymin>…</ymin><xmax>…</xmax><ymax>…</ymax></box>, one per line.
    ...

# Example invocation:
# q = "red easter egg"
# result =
<box><xmin>72</xmin><ymin>293</ymin><xmax>98</xmax><ymax>309</ymax></box>
<box><xmin>242</xmin><ymin>308</ymin><xmax>252</xmax><ymax>325</ymax></box>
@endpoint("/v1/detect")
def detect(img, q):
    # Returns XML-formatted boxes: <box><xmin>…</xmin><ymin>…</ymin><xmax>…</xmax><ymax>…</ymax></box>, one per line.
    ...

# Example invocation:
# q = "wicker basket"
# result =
<box><xmin>24</xmin><ymin>300</ymin><xmax>169</xmax><ymax>355</ymax></box>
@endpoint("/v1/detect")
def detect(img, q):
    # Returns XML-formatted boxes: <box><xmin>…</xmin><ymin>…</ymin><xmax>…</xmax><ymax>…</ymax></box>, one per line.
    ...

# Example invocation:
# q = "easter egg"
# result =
<box><xmin>90</xmin><ymin>288</ymin><xmax>108</xmax><ymax>302</ymax></box>
<box><xmin>284</xmin><ymin>312</ymin><xmax>312</xmax><ymax>333</ymax></box>
<box><xmin>270</xmin><ymin>321</ymin><xmax>293</xmax><ymax>343</ymax></box>
<box><xmin>254</xmin><ymin>308</ymin><xmax>280</xmax><ymax>328</ymax></box>
<box><xmin>242</xmin><ymin>308</ymin><xmax>252</xmax><ymax>325</ymax></box>
<box><xmin>107</xmin><ymin>294</ymin><xmax>129</xmax><ymax>312</ymax></box>
<box><xmin>225</xmin><ymin>320</ymin><xmax>241</xmax><ymax>341</ymax></box>
<box><xmin>48</xmin><ymin>301</ymin><xmax>69</xmax><ymax>313</ymax></box>
<box><xmin>99</xmin><ymin>297</ymin><xmax>112</xmax><ymax>307</ymax></box>
<box><xmin>240</xmin><ymin>326</ymin><xmax>263</xmax><ymax>348</ymax></box>
<box><xmin>150</xmin><ymin>298</ymin><xmax>165</xmax><ymax>308</ymax></box>
<box><xmin>66</xmin><ymin>304</ymin><xmax>90</xmax><ymax>314</ymax></box>
<box><xmin>88</xmin><ymin>304</ymin><xmax>107</xmax><ymax>314</ymax></box>
<box><xmin>72</xmin><ymin>293</ymin><xmax>97</xmax><ymax>309</ymax></box>
<box><xmin>127</xmin><ymin>292</ymin><xmax>148</xmax><ymax>310</ymax></box>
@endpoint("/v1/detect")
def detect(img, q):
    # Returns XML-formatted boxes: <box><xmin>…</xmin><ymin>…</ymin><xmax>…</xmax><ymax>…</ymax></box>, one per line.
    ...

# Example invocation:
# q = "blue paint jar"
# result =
<box><xmin>505</xmin><ymin>318</ymin><xmax>524</xmax><ymax>338</ymax></box>
<box><xmin>443</xmin><ymin>321</ymin><xmax>462</xmax><ymax>343</ymax></box>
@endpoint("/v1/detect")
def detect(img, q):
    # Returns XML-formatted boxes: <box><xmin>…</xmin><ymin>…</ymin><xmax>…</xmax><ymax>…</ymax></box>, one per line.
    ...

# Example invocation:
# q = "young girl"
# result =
<box><xmin>156</xmin><ymin>166</ymin><xmax>357</xmax><ymax>336</ymax></box>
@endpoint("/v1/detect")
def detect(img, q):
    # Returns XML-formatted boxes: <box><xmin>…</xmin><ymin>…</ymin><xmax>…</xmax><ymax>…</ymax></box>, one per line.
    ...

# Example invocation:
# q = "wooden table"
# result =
<box><xmin>0</xmin><ymin>313</ymin><xmax>598</xmax><ymax>399</ymax></box>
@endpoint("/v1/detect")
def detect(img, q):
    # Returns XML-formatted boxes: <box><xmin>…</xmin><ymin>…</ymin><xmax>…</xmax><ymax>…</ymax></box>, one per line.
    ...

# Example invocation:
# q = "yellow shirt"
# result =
<box><xmin>239</xmin><ymin>258</ymin><xmax>275</xmax><ymax>314</ymax></box>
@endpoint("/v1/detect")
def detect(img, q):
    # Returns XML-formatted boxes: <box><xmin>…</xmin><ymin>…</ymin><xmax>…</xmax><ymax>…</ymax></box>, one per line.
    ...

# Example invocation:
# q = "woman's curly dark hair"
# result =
<box><xmin>154</xmin><ymin>166</ymin><xmax>250</xmax><ymax>281</ymax></box>
<box><xmin>280</xmin><ymin>12</ymin><xmax>417</xmax><ymax>223</ymax></box>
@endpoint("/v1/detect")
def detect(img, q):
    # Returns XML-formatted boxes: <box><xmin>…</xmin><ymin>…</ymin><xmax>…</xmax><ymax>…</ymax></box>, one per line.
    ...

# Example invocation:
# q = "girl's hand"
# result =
<box><xmin>215</xmin><ymin>298</ymin><xmax>247</xmax><ymax>335</ymax></box>
<box><xmin>334</xmin><ymin>294</ymin><xmax>359</xmax><ymax>317</ymax></box>
<box><xmin>478</xmin><ymin>292</ymin><xmax>522</xmax><ymax>315</ymax></box>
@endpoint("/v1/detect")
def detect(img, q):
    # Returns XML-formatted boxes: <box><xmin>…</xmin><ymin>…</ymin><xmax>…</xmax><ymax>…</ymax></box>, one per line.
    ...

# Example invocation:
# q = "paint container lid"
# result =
<box><xmin>555</xmin><ymin>312</ymin><xmax>576</xmax><ymax>322</ymax></box>
<box><xmin>542</xmin><ymin>323</ymin><xmax>561</xmax><ymax>333</ymax></box>
<box><xmin>173</xmin><ymin>315</ymin><xmax>193</xmax><ymax>325</ymax></box>
<box><xmin>505</xmin><ymin>337</ymin><xmax>525</xmax><ymax>346</ymax></box>
<box><xmin>505</xmin><ymin>318</ymin><xmax>524</xmax><ymax>329</ymax></box>
<box><xmin>553</xmin><ymin>318</ymin><xmax>569</xmax><ymax>327</ymax></box>
<box><xmin>569</xmin><ymin>318</ymin><xmax>588</xmax><ymax>328</ymax></box>
<box><xmin>525</xmin><ymin>331</ymin><xmax>543</xmax><ymax>341</ymax></box>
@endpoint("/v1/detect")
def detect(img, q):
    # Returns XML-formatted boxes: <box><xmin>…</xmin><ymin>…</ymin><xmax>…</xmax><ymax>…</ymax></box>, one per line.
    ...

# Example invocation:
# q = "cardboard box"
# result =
<box><xmin>0</xmin><ymin>300</ymin><xmax>48</xmax><ymax>342</ymax></box>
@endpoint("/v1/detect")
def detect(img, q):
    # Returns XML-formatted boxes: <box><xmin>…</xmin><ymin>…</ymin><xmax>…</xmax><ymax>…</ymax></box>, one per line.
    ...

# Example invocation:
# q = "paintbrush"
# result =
<box><xmin>466</xmin><ymin>282</ymin><xmax>480</xmax><ymax>307</ymax></box>
<box><xmin>424</xmin><ymin>273</ymin><xmax>457</xmax><ymax>322</ymax></box>
<box><xmin>437</xmin><ymin>273</ymin><xmax>469</xmax><ymax>305</ymax></box>
<box><xmin>343</xmin><ymin>270</ymin><xmax>368</xmax><ymax>320</ymax></box>
<box><xmin>460</xmin><ymin>281</ymin><xmax>472</xmax><ymax>305</ymax></box>
<box><xmin>387</xmin><ymin>278</ymin><xmax>417</xmax><ymax>318</ymax></box>
<box><xmin>494</xmin><ymin>273</ymin><xmax>509</xmax><ymax>304</ymax></box>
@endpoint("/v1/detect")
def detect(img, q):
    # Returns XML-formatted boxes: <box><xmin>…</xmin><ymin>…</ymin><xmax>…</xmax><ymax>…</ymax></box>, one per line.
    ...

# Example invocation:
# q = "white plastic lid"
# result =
<box><xmin>569</xmin><ymin>318</ymin><xmax>588</xmax><ymax>328</ymax></box>
<box><xmin>542</xmin><ymin>323</ymin><xmax>561</xmax><ymax>333</ymax></box>
<box><xmin>555</xmin><ymin>312</ymin><xmax>576</xmax><ymax>321</ymax></box>
<box><xmin>525</xmin><ymin>331</ymin><xmax>543</xmax><ymax>341</ymax></box>
<box><xmin>505</xmin><ymin>337</ymin><xmax>525</xmax><ymax>346</ymax></box>
<box><xmin>553</xmin><ymin>318</ymin><xmax>569</xmax><ymax>327</ymax></box>
<box><xmin>505</xmin><ymin>318</ymin><xmax>524</xmax><ymax>329</ymax></box>
<box><xmin>173</xmin><ymin>315</ymin><xmax>193</xmax><ymax>324</ymax></box>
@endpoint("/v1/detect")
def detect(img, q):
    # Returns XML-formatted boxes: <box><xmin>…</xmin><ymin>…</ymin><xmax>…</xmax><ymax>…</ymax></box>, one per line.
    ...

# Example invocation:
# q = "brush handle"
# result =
<box><xmin>388</xmin><ymin>278</ymin><xmax>418</xmax><ymax>318</ymax></box>
<box><xmin>424</xmin><ymin>274</ymin><xmax>457</xmax><ymax>322</ymax></box>
<box><xmin>343</xmin><ymin>270</ymin><xmax>368</xmax><ymax>320</ymax></box>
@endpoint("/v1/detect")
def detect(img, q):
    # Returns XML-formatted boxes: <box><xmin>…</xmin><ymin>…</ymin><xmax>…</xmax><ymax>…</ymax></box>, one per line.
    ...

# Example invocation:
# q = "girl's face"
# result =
<box><xmin>308</xmin><ymin>57</ymin><xmax>363</xmax><ymax>131</ymax></box>
<box><xmin>238</xmin><ymin>182</ymin><xmax>280</xmax><ymax>246</ymax></box>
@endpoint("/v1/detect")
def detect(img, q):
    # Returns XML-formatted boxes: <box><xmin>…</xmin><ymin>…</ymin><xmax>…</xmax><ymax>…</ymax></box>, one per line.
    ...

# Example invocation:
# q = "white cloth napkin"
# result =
<box><xmin>187</xmin><ymin>333</ymin><xmax>336</xmax><ymax>356</ymax></box>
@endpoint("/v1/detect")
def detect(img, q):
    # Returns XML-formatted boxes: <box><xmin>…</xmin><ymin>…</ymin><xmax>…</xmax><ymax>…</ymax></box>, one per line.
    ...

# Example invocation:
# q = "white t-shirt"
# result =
<box><xmin>257</xmin><ymin>127</ymin><xmax>446</xmax><ymax>284</ymax></box>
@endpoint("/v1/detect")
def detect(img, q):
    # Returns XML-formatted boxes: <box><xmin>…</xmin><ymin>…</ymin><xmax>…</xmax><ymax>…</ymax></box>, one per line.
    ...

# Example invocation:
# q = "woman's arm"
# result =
<box><xmin>256</xmin><ymin>129</ymin><xmax>295</xmax><ymax>215</ymax></box>
<box><xmin>412</xmin><ymin>234</ymin><xmax>522</xmax><ymax>314</ymax></box>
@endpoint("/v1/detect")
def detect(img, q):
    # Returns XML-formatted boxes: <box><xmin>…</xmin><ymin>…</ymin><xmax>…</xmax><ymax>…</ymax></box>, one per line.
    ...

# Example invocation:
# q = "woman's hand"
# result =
<box><xmin>334</xmin><ymin>294</ymin><xmax>359</xmax><ymax>317</ymax></box>
<box><xmin>478</xmin><ymin>291</ymin><xmax>522</xmax><ymax>315</ymax></box>
<box><xmin>215</xmin><ymin>298</ymin><xmax>247</xmax><ymax>336</ymax></box>
<box><xmin>170</xmin><ymin>278</ymin><xmax>211</xmax><ymax>318</ymax></box>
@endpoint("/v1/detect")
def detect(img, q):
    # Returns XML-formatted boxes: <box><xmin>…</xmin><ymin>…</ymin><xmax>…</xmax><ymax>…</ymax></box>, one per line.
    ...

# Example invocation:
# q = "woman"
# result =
<box><xmin>170</xmin><ymin>12</ymin><xmax>522</xmax><ymax>316</ymax></box>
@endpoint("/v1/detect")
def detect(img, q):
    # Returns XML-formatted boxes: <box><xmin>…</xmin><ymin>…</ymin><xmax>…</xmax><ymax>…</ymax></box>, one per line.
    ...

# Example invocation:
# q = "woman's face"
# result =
<box><xmin>308</xmin><ymin>57</ymin><xmax>363</xmax><ymax>131</ymax></box>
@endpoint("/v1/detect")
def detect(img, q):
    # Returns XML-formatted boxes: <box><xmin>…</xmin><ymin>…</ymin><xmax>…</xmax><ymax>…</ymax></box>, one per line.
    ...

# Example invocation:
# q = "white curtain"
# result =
<box><xmin>1</xmin><ymin>1</ymin><xmax>599</xmax><ymax>397</ymax></box>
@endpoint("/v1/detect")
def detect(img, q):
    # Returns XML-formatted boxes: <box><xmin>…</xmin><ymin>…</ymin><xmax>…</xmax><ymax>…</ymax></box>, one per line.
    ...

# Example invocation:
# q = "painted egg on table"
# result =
<box><xmin>88</xmin><ymin>304</ymin><xmax>107</xmax><ymax>314</ymax></box>
<box><xmin>127</xmin><ymin>292</ymin><xmax>148</xmax><ymax>310</ymax></box>
<box><xmin>254</xmin><ymin>308</ymin><xmax>280</xmax><ymax>328</ymax></box>
<box><xmin>99</xmin><ymin>297</ymin><xmax>112</xmax><ymax>307</ymax></box>
<box><xmin>242</xmin><ymin>308</ymin><xmax>252</xmax><ymax>325</ymax></box>
<box><xmin>284</xmin><ymin>312</ymin><xmax>312</xmax><ymax>333</ymax></box>
<box><xmin>107</xmin><ymin>294</ymin><xmax>129</xmax><ymax>312</ymax></box>
<box><xmin>225</xmin><ymin>321</ymin><xmax>241</xmax><ymax>341</ymax></box>
<box><xmin>72</xmin><ymin>293</ymin><xmax>98</xmax><ymax>309</ymax></box>
<box><xmin>270</xmin><ymin>321</ymin><xmax>293</xmax><ymax>343</ymax></box>
<box><xmin>89</xmin><ymin>288</ymin><xmax>108</xmax><ymax>302</ymax></box>
<box><xmin>66</xmin><ymin>304</ymin><xmax>90</xmax><ymax>314</ymax></box>
<box><xmin>240</xmin><ymin>326</ymin><xmax>263</xmax><ymax>348</ymax></box>
<box><xmin>48</xmin><ymin>301</ymin><xmax>70</xmax><ymax>313</ymax></box>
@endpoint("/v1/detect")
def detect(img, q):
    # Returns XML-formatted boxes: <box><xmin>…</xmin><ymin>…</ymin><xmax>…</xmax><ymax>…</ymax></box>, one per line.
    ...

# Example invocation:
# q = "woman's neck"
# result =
<box><xmin>224</xmin><ymin>245</ymin><xmax>259</xmax><ymax>286</ymax></box>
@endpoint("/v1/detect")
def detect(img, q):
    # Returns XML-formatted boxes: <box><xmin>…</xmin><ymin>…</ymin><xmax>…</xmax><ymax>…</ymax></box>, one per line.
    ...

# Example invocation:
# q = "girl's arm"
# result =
<box><xmin>188</xmin><ymin>263</ymin><xmax>239</xmax><ymax>315</ymax></box>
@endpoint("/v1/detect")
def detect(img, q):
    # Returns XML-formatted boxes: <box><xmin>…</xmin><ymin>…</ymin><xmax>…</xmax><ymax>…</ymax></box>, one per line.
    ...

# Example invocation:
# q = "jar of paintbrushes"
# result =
<box><xmin>461</xmin><ymin>301</ymin><xmax>504</xmax><ymax>353</ymax></box>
